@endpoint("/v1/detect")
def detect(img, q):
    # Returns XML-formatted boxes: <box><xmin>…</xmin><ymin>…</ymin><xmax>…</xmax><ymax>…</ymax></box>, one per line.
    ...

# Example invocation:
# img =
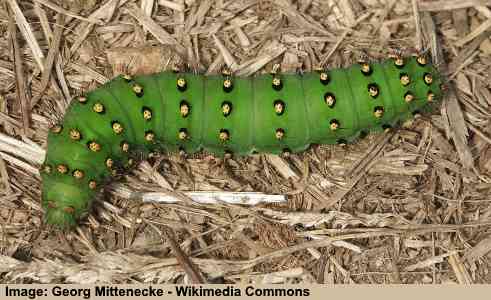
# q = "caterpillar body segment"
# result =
<box><xmin>202</xmin><ymin>74</ymin><xmax>254</xmax><ymax>155</ymax></box>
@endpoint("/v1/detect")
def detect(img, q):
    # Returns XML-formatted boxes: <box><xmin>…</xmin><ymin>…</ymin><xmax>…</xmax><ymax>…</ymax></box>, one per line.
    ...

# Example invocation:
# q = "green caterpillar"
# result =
<box><xmin>40</xmin><ymin>55</ymin><xmax>442</xmax><ymax>228</ymax></box>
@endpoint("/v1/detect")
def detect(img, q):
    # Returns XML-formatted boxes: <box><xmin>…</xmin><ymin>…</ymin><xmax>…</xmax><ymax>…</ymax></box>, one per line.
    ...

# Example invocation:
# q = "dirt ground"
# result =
<box><xmin>1</xmin><ymin>0</ymin><xmax>491</xmax><ymax>284</ymax></box>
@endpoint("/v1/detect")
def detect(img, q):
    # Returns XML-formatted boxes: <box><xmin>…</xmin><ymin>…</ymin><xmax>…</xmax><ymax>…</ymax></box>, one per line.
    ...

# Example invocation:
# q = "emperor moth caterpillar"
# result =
<box><xmin>40</xmin><ymin>55</ymin><xmax>442</xmax><ymax>228</ymax></box>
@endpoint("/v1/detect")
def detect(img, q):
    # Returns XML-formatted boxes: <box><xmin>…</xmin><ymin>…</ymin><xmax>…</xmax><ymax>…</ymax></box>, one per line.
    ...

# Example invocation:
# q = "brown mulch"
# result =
<box><xmin>1</xmin><ymin>0</ymin><xmax>491</xmax><ymax>284</ymax></box>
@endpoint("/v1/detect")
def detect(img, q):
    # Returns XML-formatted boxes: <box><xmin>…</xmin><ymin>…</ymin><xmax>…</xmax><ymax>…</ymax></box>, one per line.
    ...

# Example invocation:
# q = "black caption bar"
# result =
<box><xmin>2</xmin><ymin>285</ymin><xmax>312</xmax><ymax>299</ymax></box>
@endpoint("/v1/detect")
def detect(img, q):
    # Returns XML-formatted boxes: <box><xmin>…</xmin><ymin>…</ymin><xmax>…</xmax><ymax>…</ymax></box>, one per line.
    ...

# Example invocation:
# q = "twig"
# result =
<box><xmin>6</xmin><ymin>0</ymin><xmax>45</xmax><ymax>71</ymax></box>
<box><xmin>33</xmin><ymin>0</ymin><xmax>103</xmax><ymax>25</ymax></box>
<box><xmin>31</xmin><ymin>13</ymin><xmax>65</xmax><ymax>109</ymax></box>
<box><xmin>8</xmin><ymin>4</ymin><xmax>30</xmax><ymax>135</ymax></box>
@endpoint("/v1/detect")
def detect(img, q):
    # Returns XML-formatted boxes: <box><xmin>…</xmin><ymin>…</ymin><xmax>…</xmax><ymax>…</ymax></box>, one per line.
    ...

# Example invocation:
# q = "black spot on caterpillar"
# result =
<box><xmin>40</xmin><ymin>55</ymin><xmax>442</xmax><ymax>228</ymax></box>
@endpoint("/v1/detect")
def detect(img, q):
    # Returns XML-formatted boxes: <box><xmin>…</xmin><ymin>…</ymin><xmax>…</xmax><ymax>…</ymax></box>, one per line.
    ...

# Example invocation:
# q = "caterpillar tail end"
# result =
<box><xmin>43</xmin><ymin>203</ymin><xmax>78</xmax><ymax>229</ymax></box>
<box><xmin>41</xmin><ymin>174</ymin><xmax>93</xmax><ymax>229</ymax></box>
